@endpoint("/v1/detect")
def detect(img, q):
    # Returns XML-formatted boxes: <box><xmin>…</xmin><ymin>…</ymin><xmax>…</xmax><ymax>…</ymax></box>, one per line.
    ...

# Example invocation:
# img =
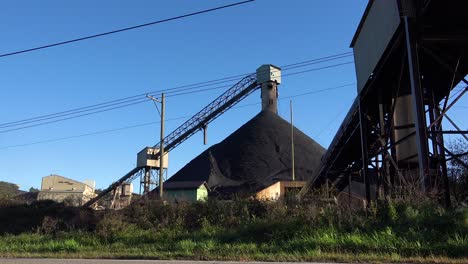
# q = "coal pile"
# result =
<box><xmin>165</xmin><ymin>110</ymin><xmax>325</xmax><ymax>196</ymax></box>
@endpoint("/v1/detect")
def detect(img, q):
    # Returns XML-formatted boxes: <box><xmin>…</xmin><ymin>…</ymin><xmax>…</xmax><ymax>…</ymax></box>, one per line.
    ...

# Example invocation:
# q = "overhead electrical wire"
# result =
<box><xmin>164</xmin><ymin>61</ymin><xmax>354</xmax><ymax>98</ymax></box>
<box><xmin>281</xmin><ymin>52</ymin><xmax>352</xmax><ymax>70</ymax></box>
<box><xmin>0</xmin><ymin>51</ymin><xmax>353</xmax><ymax>129</ymax></box>
<box><xmin>0</xmin><ymin>0</ymin><xmax>255</xmax><ymax>58</ymax></box>
<box><xmin>282</xmin><ymin>61</ymin><xmax>353</xmax><ymax>77</ymax></box>
<box><xmin>0</xmin><ymin>97</ymin><xmax>150</xmax><ymax>129</ymax></box>
<box><xmin>0</xmin><ymin>82</ymin><xmax>355</xmax><ymax>150</ymax></box>
<box><xmin>313</xmin><ymin>98</ymin><xmax>355</xmax><ymax>139</ymax></box>
<box><xmin>0</xmin><ymin>99</ymin><xmax>150</xmax><ymax>133</ymax></box>
<box><xmin>0</xmin><ymin>116</ymin><xmax>191</xmax><ymax>150</ymax></box>
<box><xmin>223</xmin><ymin>83</ymin><xmax>356</xmax><ymax>110</ymax></box>
<box><xmin>0</xmin><ymin>60</ymin><xmax>354</xmax><ymax>133</ymax></box>
<box><xmin>0</xmin><ymin>53</ymin><xmax>354</xmax><ymax>132</ymax></box>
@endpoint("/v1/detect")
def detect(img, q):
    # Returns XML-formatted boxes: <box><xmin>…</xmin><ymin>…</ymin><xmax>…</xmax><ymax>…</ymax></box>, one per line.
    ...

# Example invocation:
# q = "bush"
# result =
<box><xmin>95</xmin><ymin>213</ymin><xmax>129</xmax><ymax>242</ymax></box>
<box><xmin>1</xmin><ymin>195</ymin><xmax>467</xmax><ymax>259</ymax></box>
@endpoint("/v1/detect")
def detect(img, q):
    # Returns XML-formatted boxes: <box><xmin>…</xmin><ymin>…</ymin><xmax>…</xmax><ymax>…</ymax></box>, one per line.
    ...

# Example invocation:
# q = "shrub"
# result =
<box><xmin>36</xmin><ymin>216</ymin><xmax>59</xmax><ymax>235</ymax></box>
<box><xmin>95</xmin><ymin>213</ymin><xmax>129</xmax><ymax>242</ymax></box>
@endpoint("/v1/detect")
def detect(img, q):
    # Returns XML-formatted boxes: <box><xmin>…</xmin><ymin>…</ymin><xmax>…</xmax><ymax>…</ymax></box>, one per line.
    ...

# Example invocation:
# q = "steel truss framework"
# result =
<box><xmin>84</xmin><ymin>74</ymin><xmax>258</xmax><ymax>208</ymax></box>
<box><xmin>303</xmin><ymin>0</ymin><xmax>468</xmax><ymax>207</ymax></box>
<box><xmin>139</xmin><ymin>167</ymin><xmax>168</xmax><ymax>195</ymax></box>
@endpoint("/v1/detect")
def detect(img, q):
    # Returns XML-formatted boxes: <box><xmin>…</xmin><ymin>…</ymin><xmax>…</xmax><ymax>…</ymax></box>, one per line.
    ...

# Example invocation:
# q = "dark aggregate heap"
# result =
<box><xmin>166</xmin><ymin>110</ymin><xmax>326</xmax><ymax>196</ymax></box>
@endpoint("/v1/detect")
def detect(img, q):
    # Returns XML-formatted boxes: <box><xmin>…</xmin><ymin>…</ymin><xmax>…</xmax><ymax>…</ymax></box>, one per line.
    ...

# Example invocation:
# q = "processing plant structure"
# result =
<box><xmin>302</xmin><ymin>0</ymin><xmax>468</xmax><ymax>207</ymax></box>
<box><xmin>85</xmin><ymin>0</ymin><xmax>468</xmax><ymax>208</ymax></box>
<box><xmin>85</xmin><ymin>64</ymin><xmax>324</xmax><ymax>207</ymax></box>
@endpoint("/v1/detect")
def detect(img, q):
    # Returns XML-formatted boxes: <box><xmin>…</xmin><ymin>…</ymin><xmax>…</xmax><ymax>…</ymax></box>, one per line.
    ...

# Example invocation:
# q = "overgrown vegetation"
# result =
<box><xmin>0</xmin><ymin>181</ymin><xmax>20</xmax><ymax>200</ymax></box>
<box><xmin>447</xmin><ymin>138</ymin><xmax>468</xmax><ymax>203</ymax></box>
<box><xmin>0</xmin><ymin>196</ymin><xmax>467</xmax><ymax>262</ymax></box>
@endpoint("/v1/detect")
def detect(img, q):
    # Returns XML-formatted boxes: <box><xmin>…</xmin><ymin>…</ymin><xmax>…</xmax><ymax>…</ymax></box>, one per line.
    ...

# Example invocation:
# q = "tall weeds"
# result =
<box><xmin>0</xmin><ymin>196</ymin><xmax>467</xmax><ymax>259</ymax></box>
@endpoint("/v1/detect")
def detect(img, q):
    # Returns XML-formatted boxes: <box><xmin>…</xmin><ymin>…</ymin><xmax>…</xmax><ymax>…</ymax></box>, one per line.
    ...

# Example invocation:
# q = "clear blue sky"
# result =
<box><xmin>1</xmin><ymin>0</ymin><xmax>466</xmax><ymax>191</ymax></box>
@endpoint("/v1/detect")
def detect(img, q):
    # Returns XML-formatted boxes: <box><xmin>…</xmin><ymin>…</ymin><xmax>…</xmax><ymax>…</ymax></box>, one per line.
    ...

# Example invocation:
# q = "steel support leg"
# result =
<box><xmin>348</xmin><ymin>172</ymin><xmax>352</xmax><ymax>208</ymax></box>
<box><xmin>379</xmin><ymin>104</ymin><xmax>391</xmax><ymax>198</ymax></box>
<box><xmin>404</xmin><ymin>16</ymin><xmax>429</xmax><ymax>191</ymax></box>
<box><xmin>428</xmin><ymin>103</ymin><xmax>438</xmax><ymax>190</ymax></box>
<box><xmin>389</xmin><ymin>133</ymin><xmax>397</xmax><ymax>189</ymax></box>
<box><xmin>434</xmin><ymin>107</ymin><xmax>451</xmax><ymax>208</ymax></box>
<box><xmin>144</xmin><ymin>166</ymin><xmax>150</xmax><ymax>194</ymax></box>
<box><xmin>359</xmin><ymin>102</ymin><xmax>371</xmax><ymax>205</ymax></box>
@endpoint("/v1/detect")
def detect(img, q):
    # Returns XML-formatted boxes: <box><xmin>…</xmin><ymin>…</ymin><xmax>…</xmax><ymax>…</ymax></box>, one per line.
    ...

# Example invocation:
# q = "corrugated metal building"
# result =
<box><xmin>37</xmin><ymin>174</ymin><xmax>96</xmax><ymax>206</ymax></box>
<box><xmin>163</xmin><ymin>181</ymin><xmax>209</xmax><ymax>203</ymax></box>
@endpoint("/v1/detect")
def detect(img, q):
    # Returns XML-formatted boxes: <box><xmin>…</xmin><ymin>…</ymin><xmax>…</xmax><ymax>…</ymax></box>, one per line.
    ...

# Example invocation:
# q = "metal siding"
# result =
<box><xmin>393</xmin><ymin>95</ymin><xmax>418</xmax><ymax>163</ymax></box>
<box><xmin>256</xmin><ymin>65</ymin><xmax>281</xmax><ymax>84</ymax></box>
<box><xmin>353</xmin><ymin>0</ymin><xmax>401</xmax><ymax>93</ymax></box>
<box><xmin>137</xmin><ymin>147</ymin><xmax>169</xmax><ymax>168</ymax></box>
<box><xmin>41</xmin><ymin>175</ymin><xmax>86</xmax><ymax>192</ymax></box>
<box><xmin>166</xmin><ymin>189</ymin><xmax>197</xmax><ymax>202</ymax></box>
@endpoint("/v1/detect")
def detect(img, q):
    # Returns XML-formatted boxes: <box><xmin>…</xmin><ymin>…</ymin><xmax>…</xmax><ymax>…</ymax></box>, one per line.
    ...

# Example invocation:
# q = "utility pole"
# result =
<box><xmin>159</xmin><ymin>93</ymin><xmax>165</xmax><ymax>198</ymax></box>
<box><xmin>146</xmin><ymin>93</ymin><xmax>166</xmax><ymax>199</ymax></box>
<box><xmin>290</xmin><ymin>100</ymin><xmax>295</xmax><ymax>181</ymax></box>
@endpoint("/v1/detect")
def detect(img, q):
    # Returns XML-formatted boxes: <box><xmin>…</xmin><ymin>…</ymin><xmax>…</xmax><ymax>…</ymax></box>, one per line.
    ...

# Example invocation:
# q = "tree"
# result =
<box><xmin>29</xmin><ymin>187</ymin><xmax>40</xmax><ymax>193</ymax></box>
<box><xmin>447</xmin><ymin>138</ymin><xmax>468</xmax><ymax>203</ymax></box>
<box><xmin>0</xmin><ymin>181</ymin><xmax>20</xmax><ymax>200</ymax></box>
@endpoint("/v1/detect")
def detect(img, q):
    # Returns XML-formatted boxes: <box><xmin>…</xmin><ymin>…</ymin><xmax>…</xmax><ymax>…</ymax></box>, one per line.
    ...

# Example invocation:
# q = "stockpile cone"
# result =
<box><xmin>165</xmin><ymin>110</ymin><xmax>325</xmax><ymax>196</ymax></box>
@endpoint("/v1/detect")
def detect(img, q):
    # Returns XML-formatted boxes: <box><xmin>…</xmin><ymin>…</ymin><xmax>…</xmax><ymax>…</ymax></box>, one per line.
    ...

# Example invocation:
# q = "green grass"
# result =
<box><xmin>0</xmin><ymin>199</ymin><xmax>467</xmax><ymax>262</ymax></box>
<box><xmin>1</xmin><ymin>222</ymin><xmax>467</xmax><ymax>262</ymax></box>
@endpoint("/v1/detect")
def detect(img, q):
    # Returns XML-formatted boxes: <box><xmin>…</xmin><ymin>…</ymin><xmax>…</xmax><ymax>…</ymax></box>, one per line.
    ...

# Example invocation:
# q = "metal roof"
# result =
<box><xmin>163</xmin><ymin>181</ymin><xmax>208</xmax><ymax>190</ymax></box>
<box><xmin>350</xmin><ymin>0</ymin><xmax>374</xmax><ymax>47</ymax></box>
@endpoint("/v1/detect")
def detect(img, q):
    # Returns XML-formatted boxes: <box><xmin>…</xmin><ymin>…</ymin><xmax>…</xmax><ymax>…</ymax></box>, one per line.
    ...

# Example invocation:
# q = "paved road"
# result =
<box><xmin>0</xmin><ymin>260</ymin><xmax>339</xmax><ymax>264</ymax></box>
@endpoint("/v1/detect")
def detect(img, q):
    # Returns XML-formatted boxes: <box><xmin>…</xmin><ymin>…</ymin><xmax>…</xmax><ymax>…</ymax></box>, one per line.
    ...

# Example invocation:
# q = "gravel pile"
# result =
<box><xmin>165</xmin><ymin>110</ymin><xmax>326</xmax><ymax>196</ymax></box>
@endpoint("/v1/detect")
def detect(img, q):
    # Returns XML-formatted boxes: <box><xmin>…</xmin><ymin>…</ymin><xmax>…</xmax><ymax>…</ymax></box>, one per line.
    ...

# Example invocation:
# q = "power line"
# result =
<box><xmin>0</xmin><ymin>0</ymin><xmax>255</xmax><ymax>58</ymax></box>
<box><xmin>281</xmin><ymin>61</ymin><xmax>353</xmax><ymax>77</ymax></box>
<box><xmin>0</xmin><ymin>55</ymin><xmax>354</xmax><ymax>132</ymax></box>
<box><xmin>314</xmin><ymin>99</ymin><xmax>354</xmax><ymax>139</ymax></box>
<box><xmin>281</xmin><ymin>52</ymin><xmax>352</xmax><ymax>70</ymax></box>
<box><xmin>219</xmin><ymin>83</ymin><xmax>356</xmax><ymax>110</ymax></box>
<box><xmin>0</xmin><ymin>82</ymin><xmax>354</xmax><ymax>149</ymax></box>
<box><xmin>0</xmin><ymin>52</ymin><xmax>353</xmax><ymax>129</ymax></box>
<box><xmin>0</xmin><ymin>96</ymin><xmax>149</xmax><ymax>129</ymax></box>
<box><xmin>0</xmin><ymin>99</ymin><xmax>149</xmax><ymax>133</ymax></box>
<box><xmin>166</xmin><ymin>84</ymin><xmax>234</xmax><ymax>98</ymax></box>
<box><xmin>0</xmin><ymin>61</ymin><xmax>354</xmax><ymax>133</ymax></box>
<box><xmin>281</xmin><ymin>83</ymin><xmax>355</xmax><ymax>99</ymax></box>
<box><xmin>0</xmin><ymin>116</ymin><xmax>190</xmax><ymax>150</ymax></box>
<box><xmin>163</xmin><ymin>51</ymin><xmax>353</xmax><ymax>89</ymax></box>
<box><xmin>0</xmin><ymin>80</ymin><xmax>240</xmax><ymax>129</ymax></box>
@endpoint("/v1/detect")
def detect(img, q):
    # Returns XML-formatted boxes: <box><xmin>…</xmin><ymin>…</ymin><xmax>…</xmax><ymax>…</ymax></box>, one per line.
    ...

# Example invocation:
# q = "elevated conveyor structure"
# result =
<box><xmin>302</xmin><ymin>0</ymin><xmax>468</xmax><ymax>207</ymax></box>
<box><xmin>153</xmin><ymin>74</ymin><xmax>257</xmax><ymax>152</ymax></box>
<box><xmin>83</xmin><ymin>73</ymin><xmax>259</xmax><ymax>208</ymax></box>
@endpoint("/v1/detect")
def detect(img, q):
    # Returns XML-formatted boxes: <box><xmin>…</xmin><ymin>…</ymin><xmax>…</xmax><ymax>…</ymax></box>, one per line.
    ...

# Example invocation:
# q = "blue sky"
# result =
<box><xmin>1</xmin><ymin>0</ymin><xmax>466</xmax><ymax>191</ymax></box>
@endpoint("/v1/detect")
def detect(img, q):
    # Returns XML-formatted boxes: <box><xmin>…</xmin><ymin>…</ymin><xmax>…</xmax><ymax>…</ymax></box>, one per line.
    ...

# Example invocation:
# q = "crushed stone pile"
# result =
<box><xmin>165</xmin><ymin>110</ymin><xmax>326</xmax><ymax>196</ymax></box>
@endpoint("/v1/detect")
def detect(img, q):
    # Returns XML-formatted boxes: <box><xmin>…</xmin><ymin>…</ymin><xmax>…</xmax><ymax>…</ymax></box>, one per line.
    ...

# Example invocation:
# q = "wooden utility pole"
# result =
<box><xmin>159</xmin><ymin>93</ymin><xmax>165</xmax><ymax>198</ymax></box>
<box><xmin>146</xmin><ymin>93</ymin><xmax>166</xmax><ymax>199</ymax></box>
<box><xmin>290</xmin><ymin>100</ymin><xmax>295</xmax><ymax>181</ymax></box>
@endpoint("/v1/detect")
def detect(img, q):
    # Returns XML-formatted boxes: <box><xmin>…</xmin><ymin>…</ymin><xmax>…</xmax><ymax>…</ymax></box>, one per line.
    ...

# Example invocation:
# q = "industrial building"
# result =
<box><xmin>160</xmin><ymin>65</ymin><xmax>325</xmax><ymax>199</ymax></box>
<box><xmin>86</xmin><ymin>64</ymin><xmax>326</xmax><ymax>207</ymax></box>
<box><xmin>163</xmin><ymin>181</ymin><xmax>209</xmax><ymax>203</ymax></box>
<box><xmin>37</xmin><ymin>175</ymin><xmax>96</xmax><ymax>206</ymax></box>
<box><xmin>303</xmin><ymin>0</ymin><xmax>468</xmax><ymax>207</ymax></box>
<box><xmin>255</xmin><ymin>181</ymin><xmax>306</xmax><ymax>201</ymax></box>
<box><xmin>99</xmin><ymin>183</ymin><xmax>134</xmax><ymax>209</ymax></box>
<box><xmin>85</xmin><ymin>0</ymin><xmax>468</xmax><ymax>208</ymax></box>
